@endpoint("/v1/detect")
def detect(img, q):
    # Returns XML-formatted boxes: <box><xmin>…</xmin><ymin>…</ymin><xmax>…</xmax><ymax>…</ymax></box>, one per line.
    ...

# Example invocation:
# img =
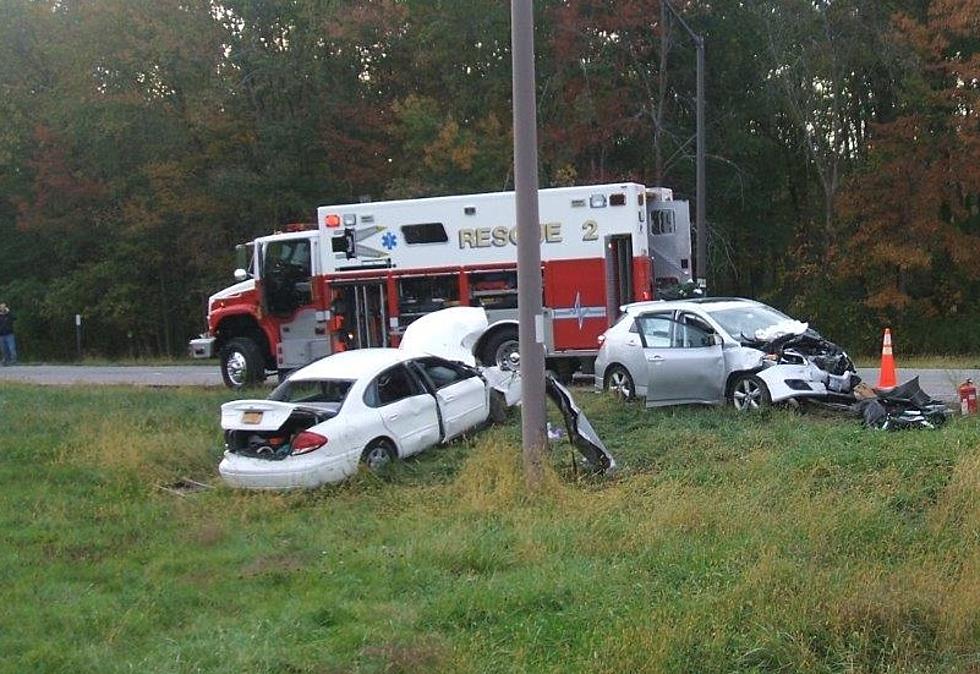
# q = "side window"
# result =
<box><xmin>650</xmin><ymin>210</ymin><xmax>676</xmax><ymax>235</ymax></box>
<box><xmin>365</xmin><ymin>365</ymin><xmax>422</xmax><ymax>407</ymax></box>
<box><xmin>401</xmin><ymin>223</ymin><xmax>449</xmax><ymax>244</ymax></box>
<box><xmin>635</xmin><ymin>314</ymin><xmax>672</xmax><ymax>348</ymax></box>
<box><xmin>415</xmin><ymin>357</ymin><xmax>476</xmax><ymax>390</ymax></box>
<box><xmin>674</xmin><ymin>313</ymin><xmax>716</xmax><ymax>348</ymax></box>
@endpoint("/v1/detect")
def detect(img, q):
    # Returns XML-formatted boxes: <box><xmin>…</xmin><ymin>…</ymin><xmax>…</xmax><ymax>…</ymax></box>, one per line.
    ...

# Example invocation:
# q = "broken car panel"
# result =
<box><xmin>546</xmin><ymin>375</ymin><xmax>616</xmax><ymax>475</ymax></box>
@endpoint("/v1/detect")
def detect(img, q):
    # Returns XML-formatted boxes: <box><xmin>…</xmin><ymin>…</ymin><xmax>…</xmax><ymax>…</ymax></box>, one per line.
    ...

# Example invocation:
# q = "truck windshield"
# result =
<box><xmin>270</xmin><ymin>379</ymin><xmax>354</xmax><ymax>406</ymax></box>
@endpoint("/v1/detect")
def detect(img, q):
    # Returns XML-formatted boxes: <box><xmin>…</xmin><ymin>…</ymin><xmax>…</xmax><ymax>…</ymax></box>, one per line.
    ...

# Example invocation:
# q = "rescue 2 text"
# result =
<box><xmin>458</xmin><ymin>222</ymin><xmax>577</xmax><ymax>249</ymax></box>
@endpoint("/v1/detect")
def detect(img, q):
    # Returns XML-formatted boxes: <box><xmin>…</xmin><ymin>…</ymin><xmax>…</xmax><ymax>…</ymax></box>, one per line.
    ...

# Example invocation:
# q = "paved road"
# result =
<box><xmin>0</xmin><ymin>364</ymin><xmax>975</xmax><ymax>402</ymax></box>
<box><xmin>0</xmin><ymin>365</ymin><xmax>224</xmax><ymax>387</ymax></box>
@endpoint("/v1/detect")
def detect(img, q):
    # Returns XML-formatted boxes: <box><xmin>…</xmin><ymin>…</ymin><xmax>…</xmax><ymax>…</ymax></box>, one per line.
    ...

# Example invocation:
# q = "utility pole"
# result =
<box><xmin>511</xmin><ymin>0</ymin><xmax>547</xmax><ymax>488</ymax></box>
<box><xmin>663</xmin><ymin>1</ymin><xmax>707</xmax><ymax>291</ymax></box>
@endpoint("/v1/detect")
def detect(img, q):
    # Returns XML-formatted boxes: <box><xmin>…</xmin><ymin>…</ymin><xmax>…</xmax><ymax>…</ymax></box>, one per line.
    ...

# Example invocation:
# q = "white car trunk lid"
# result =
<box><xmin>221</xmin><ymin>400</ymin><xmax>299</xmax><ymax>431</ymax></box>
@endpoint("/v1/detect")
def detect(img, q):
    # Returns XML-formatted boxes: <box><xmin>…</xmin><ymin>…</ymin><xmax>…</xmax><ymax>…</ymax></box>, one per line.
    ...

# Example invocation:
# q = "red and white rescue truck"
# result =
<box><xmin>190</xmin><ymin>182</ymin><xmax>693</xmax><ymax>388</ymax></box>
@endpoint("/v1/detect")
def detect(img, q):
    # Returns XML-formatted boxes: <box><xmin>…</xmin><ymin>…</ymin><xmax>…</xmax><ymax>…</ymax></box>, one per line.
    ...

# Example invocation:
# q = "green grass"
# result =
<box><xmin>1</xmin><ymin>384</ymin><xmax>978</xmax><ymax>673</ymax></box>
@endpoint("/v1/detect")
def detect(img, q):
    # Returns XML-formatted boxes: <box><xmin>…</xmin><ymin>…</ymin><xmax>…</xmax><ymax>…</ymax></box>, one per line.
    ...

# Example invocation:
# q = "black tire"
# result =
<box><xmin>219</xmin><ymin>337</ymin><xmax>266</xmax><ymax>389</ymax></box>
<box><xmin>730</xmin><ymin>374</ymin><xmax>771</xmax><ymax>411</ymax></box>
<box><xmin>360</xmin><ymin>438</ymin><xmax>397</xmax><ymax>472</ymax></box>
<box><xmin>480</xmin><ymin>327</ymin><xmax>520</xmax><ymax>370</ymax></box>
<box><xmin>604</xmin><ymin>365</ymin><xmax>636</xmax><ymax>401</ymax></box>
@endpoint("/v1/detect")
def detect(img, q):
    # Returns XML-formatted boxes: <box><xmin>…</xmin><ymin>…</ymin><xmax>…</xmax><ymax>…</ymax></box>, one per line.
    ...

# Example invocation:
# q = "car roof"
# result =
<box><xmin>622</xmin><ymin>297</ymin><xmax>765</xmax><ymax>315</ymax></box>
<box><xmin>289</xmin><ymin>348</ymin><xmax>411</xmax><ymax>382</ymax></box>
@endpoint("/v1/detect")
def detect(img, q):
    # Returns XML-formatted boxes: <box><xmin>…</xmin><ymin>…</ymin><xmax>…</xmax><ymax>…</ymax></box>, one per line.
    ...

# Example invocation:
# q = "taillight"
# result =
<box><xmin>292</xmin><ymin>431</ymin><xmax>328</xmax><ymax>455</ymax></box>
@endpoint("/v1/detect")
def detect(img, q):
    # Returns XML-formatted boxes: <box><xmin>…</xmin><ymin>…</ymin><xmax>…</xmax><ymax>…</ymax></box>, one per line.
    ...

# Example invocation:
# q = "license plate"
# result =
<box><xmin>241</xmin><ymin>411</ymin><xmax>263</xmax><ymax>425</ymax></box>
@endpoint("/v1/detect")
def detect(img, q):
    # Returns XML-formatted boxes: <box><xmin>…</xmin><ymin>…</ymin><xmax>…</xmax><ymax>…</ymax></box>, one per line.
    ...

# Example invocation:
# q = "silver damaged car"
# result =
<box><xmin>594</xmin><ymin>298</ymin><xmax>858</xmax><ymax>409</ymax></box>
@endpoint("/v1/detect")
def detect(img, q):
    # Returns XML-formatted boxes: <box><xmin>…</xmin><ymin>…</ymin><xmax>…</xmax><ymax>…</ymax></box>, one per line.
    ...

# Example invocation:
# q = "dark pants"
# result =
<box><xmin>1</xmin><ymin>334</ymin><xmax>16</xmax><ymax>364</ymax></box>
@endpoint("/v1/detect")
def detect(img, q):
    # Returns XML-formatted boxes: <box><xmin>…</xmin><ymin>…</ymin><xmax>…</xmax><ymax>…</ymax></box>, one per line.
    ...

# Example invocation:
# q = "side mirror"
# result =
<box><xmin>233</xmin><ymin>268</ymin><xmax>248</xmax><ymax>282</ymax></box>
<box><xmin>712</xmin><ymin>333</ymin><xmax>723</xmax><ymax>346</ymax></box>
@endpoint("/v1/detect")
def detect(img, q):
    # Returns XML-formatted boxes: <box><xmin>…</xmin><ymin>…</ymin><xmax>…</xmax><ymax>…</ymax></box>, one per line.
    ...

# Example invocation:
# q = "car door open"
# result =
<box><xmin>641</xmin><ymin>312</ymin><xmax>726</xmax><ymax>406</ymax></box>
<box><xmin>413</xmin><ymin>357</ymin><xmax>489</xmax><ymax>440</ymax></box>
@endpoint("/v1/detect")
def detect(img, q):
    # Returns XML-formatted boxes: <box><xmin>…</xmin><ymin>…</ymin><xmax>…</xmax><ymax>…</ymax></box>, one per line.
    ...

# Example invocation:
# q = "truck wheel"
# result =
<box><xmin>481</xmin><ymin>327</ymin><xmax>520</xmax><ymax>370</ymax></box>
<box><xmin>219</xmin><ymin>337</ymin><xmax>266</xmax><ymax>389</ymax></box>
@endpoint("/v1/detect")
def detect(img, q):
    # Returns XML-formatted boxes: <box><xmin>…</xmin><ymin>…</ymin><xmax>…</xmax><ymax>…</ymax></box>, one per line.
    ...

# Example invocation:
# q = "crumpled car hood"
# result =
<box><xmin>754</xmin><ymin>319</ymin><xmax>808</xmax><ymax>342</ymax></box>
<box><xmin>399</xmin><ymin>306</ymin><xmax>488</xmax><ymax>367</ymax></box>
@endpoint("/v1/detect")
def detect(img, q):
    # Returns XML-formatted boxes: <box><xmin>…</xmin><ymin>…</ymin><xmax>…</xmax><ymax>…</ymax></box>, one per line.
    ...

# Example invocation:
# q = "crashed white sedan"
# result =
<box><xmin>218</xmin><ymin>307</ymin><xmax>517</xmax><ymax>489</ymax></box>
<box><xmin>219</xmin><ymin>349</ymin><xmax>502</xmax><ymax>489</ymax></box>
<box><xmin>594</xmin><ymin>298</ymin><xmax>857</xmax><ymax>409</ymax></box>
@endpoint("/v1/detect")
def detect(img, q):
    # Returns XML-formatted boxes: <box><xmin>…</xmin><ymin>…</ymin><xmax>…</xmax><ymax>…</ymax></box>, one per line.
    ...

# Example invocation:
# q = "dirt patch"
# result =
<box><xmin>240</xmin><ymin>552</ymin><xmax>308</xmax><ymax>579</ymax></box>
<box><xmin>361</xmin><ymin>636</ymin><xmax>448</xmax><ymax>673</ymax></box>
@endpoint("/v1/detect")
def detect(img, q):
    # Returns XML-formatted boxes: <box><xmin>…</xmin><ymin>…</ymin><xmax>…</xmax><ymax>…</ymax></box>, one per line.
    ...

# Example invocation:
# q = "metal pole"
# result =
<box><xmin>511</xmin><ymin>0</ymin><xmax>546</xmax><ymax>488</ymax></box>
<box><xmin>75</xmin><ymin>314</ymin><xmax>82</xmax><ymax>360</ymax></box>
<box><xmin>663</xmin><ymin>1</ymin><xmax>707</xmax><ymax>291</ymax></box>
<box><xmin>695</xmin><ymin>37</ymin><xmax>707</xmax><ymax>291</ymax></box>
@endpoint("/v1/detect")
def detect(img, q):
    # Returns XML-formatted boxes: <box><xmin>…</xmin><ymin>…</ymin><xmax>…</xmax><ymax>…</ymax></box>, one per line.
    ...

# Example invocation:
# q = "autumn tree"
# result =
<box><xmin>831</xmin><ymin>0</ymin><xmax>980</xmax><ymax>350</ymax></box>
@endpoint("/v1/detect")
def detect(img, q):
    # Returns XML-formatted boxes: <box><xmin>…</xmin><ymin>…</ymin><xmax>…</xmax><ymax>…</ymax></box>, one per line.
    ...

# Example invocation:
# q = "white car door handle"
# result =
<box><xmin>389</xmin><ymin>413</ymin><xmax>400</xmax><ymax>420</ymax></box>
<box><xmin>647</xmin><ymin>355</ymin><xmax>664</xmax><ymax>362</ymax></box>
<box><xmin>444</xmin><ymin>394</ymin><xmax>456</xmax><ymax>401</ymax></box>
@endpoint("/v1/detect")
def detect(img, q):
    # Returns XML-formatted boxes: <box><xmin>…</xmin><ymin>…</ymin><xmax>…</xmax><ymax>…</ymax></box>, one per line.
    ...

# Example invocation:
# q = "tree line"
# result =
<box><xmin>0</xmin><ymin>0</ymin><xmax>977</xmax><ymax>359</ymax></box>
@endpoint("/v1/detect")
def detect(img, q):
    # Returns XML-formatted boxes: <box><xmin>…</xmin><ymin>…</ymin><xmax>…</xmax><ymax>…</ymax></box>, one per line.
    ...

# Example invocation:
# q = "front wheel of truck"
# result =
<box><xmin>219</xmin><ymin>337</ymin><xmax>266</xmax><ymax>389</ymax></box>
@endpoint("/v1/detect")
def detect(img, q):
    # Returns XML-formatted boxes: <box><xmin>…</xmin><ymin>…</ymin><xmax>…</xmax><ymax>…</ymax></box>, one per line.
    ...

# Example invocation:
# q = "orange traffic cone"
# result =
<box><xmin>877</xmin><ymin>328</ymin><xmax>898</xmax><ymax>389</ymax></box>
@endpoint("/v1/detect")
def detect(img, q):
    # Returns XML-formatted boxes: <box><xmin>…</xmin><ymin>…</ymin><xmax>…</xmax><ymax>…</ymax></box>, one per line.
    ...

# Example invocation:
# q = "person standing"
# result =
<box><xmin>0</xmin><ymin>303</ymin><xmax>17</xmax><ymax>366</ymax></box>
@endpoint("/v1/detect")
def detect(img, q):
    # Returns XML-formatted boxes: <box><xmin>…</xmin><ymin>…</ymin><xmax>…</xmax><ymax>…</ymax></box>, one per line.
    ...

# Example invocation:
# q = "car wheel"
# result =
<box><xmin>219</xmin><ymin>337</ymin><xmax>266</xmax><ymax>389</ymax></box>
<box><xmin>605</xmin><ymin>365</ymin><xmax>635</xmax><ymax>401</ymax></box>
<box><xmin>360</xmin><ymin>439</ymin><xmax>396</xmax><ymax>472</ymax></box>
<box><xmin>731</xmin><ymin>374</ymin><xmax>771</xmax><ymax>411</ymax></box>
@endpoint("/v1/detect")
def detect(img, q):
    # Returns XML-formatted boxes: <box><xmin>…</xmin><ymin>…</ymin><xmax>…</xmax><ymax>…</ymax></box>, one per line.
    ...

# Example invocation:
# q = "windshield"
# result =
<box><xmin>706</xmin><ymin>304</ymin><xmax>793</xmax><ymax>341</ymax></box>
<box><xmin>270</xmin><ymin>379</ymin><xmax>354</xmax><ymax>406</ymax></box>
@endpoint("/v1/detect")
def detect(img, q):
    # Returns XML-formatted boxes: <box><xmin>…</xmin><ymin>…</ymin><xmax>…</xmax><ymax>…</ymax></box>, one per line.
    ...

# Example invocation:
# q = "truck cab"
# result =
<box><xmin>191</xmin><ymin>228</ymin><xmax>328</xmax><ymax>388</ymax></box>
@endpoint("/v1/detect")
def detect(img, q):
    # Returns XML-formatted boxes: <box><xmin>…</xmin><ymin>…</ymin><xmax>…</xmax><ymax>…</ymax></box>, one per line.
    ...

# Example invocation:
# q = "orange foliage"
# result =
<box><xmin>835</xmin><ymin>0</ymin><xmax>980</xmax><ymax>317</ymax></box>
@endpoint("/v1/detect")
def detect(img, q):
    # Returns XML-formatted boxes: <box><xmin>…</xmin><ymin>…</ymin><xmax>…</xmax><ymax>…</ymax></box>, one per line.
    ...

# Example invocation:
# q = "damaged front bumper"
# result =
<box><xmin>758</xmin><ymin>361</ymin><xmax>859</xmax><ymax>404</ymax></box>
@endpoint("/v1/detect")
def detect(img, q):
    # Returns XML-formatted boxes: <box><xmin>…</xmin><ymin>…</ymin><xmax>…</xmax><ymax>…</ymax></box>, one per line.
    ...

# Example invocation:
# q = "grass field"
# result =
<box><xmin>1</xmin><ymin>383</ymin><xmax>978</xmax><ymax>673</ymax></box>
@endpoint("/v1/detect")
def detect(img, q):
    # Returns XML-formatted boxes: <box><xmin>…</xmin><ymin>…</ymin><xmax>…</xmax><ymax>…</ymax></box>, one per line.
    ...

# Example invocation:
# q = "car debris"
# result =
<box><xmin>848</xmin><ymin>377</ymin><xmax>950</xmax><ymax>430</ymax></box>
<box><xmin>546</xmin><ymin>375</ymin><xmax>617</xmax><ymax>475</ymax></box>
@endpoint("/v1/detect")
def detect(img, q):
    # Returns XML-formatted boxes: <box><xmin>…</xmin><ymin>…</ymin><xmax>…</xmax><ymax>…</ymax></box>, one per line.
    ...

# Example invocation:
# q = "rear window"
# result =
<box><xmin>270</xmin><ymin>379</ymin><xmax>354</xmax><ymax>405</ymax></box>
